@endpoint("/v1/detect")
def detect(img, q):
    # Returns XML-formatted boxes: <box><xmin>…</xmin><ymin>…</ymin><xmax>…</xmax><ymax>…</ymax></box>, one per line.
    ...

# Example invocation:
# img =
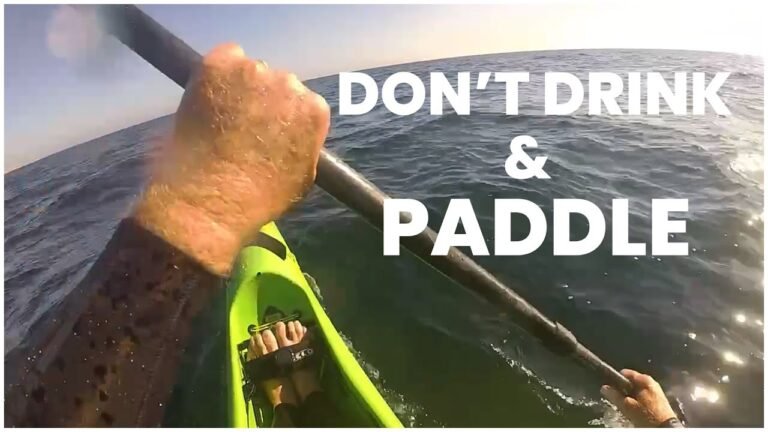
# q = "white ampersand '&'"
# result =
<box><xmin>504</xmin><ymin>135</ymin><xmax>550</xmax><ymax>180</ymax></box>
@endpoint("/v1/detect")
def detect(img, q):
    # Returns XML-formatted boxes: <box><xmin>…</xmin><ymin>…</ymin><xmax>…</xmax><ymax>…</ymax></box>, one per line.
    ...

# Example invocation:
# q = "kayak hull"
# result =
<box><xmin>225</xmin><ymin>223</ymin><xmax>402</xmax><ymax>427</ymax></box>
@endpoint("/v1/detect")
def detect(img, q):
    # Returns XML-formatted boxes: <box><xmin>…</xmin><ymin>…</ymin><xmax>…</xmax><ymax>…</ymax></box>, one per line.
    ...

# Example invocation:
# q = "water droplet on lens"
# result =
<box><xmin>691</xmin><ymin>385</ymin><xmax>720</xmax><ymax>403</ymax></box>
<box><xmin>722</xmin><ymin>351</ymin><xmax>745</xmax><ymax>366</ymax></box>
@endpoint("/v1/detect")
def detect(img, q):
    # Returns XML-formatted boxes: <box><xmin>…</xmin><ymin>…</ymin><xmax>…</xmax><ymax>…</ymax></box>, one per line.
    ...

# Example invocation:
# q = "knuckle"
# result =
<box><xmin>203</xmin><ymin>43</ymin><xmax>244</xmax><ymax>67</ymax></box>
<box><xmin>313</xmin><ymin>93</ymin><xmax>330</xmax><ymax>114</ymax></box>
<box><xmin>252</xmin><ymin>59</ymin><xmax>268</xmax><ymax>72</ymax></box>
<box><xmin>283</xmin><ymin>72</ymin><xmax>306</xmax><ymax>94</ymax></box>
<box><xmin>638</xmin><ymin>374</ymin><xmax>656</xmax><ymax>387</ymax></box>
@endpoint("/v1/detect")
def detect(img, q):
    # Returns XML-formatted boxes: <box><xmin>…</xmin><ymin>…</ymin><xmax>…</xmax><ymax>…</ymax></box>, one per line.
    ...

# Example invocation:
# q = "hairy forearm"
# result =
<box><xmin>4</xmin><ymin>218</ymin><xmax>222</xmax><ymax>427</ymax></box>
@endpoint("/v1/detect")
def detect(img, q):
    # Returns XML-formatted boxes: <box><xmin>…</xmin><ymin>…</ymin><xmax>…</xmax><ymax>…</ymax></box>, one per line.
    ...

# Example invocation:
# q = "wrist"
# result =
<box><xmin>132</xmin><ymin>183</ymin><xmax>246</xmax><ymax>276</ymax></box>
<box><xmin>657</xmin><ymin>417</ymin><xmax>684</xmax><ymax>428</ymax></box>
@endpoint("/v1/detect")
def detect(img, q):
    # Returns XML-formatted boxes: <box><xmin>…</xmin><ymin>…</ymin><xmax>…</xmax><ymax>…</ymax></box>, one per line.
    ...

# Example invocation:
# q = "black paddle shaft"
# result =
<box><xmin>97</xmin><ymin>4</ymin><xmax>634</xmax><ymax>396</ymax></box>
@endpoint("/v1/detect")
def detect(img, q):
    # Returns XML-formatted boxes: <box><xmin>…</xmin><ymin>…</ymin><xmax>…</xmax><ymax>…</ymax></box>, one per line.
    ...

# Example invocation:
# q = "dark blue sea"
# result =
<box><xmin>4</xmin><ymin>50</ymin><xmax>764</xmax><ymax>426</ymax></box>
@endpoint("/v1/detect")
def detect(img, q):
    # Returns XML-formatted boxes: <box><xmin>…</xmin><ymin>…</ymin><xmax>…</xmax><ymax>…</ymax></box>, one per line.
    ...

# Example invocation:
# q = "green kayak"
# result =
<box><xmin>225</xmin><ymin>222</ymin><xmax>402</xmax><ymax>427</ymax></box>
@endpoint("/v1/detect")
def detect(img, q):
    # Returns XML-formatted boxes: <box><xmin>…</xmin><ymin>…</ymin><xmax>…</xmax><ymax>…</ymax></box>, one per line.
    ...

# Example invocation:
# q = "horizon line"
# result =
<box><xmin>6</xmin><ymin>47</ymin><xmax>762</xmax><ymax>174</ymax></box>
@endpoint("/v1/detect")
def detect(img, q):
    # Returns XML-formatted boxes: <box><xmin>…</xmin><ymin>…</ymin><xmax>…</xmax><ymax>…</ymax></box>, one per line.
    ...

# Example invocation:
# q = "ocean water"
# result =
<box><xmin>4</xmin><ymin>50</ymin><xmax>764</xmax><ymax>427</ymax></box>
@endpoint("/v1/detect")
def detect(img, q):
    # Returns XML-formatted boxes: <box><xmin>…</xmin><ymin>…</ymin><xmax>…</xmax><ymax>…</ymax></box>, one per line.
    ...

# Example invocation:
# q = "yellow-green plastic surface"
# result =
<box><xmin>226</xmin><ymin>222</ymin><xmax>402</xmax><ymax>427</ymax></box>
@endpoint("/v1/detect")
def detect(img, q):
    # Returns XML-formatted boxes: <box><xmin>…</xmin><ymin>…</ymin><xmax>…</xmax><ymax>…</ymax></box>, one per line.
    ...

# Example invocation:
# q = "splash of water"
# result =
<box><xmin>488</xmin><ymin>342</ymin><xmax>633</xmax><ymax>427</ymax></box>
<box><xmin>304</xmin><ymin>272</ymin><xmax>435</xmax><ymax>426</ymax></box>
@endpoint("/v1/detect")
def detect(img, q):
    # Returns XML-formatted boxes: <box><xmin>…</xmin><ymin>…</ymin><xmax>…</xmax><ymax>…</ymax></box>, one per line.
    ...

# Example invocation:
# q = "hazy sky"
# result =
<box><xmin>4</xmin><ymin>1</ymin><xmax>764</xmax><ymax>171</ymax></box>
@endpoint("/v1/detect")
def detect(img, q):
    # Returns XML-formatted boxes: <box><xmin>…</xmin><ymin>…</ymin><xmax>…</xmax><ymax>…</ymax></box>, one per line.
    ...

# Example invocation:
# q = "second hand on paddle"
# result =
<box><xmin>97</xmin><ymin>4</ymin><xmax>634</xmax><ymax>396</ymax></box>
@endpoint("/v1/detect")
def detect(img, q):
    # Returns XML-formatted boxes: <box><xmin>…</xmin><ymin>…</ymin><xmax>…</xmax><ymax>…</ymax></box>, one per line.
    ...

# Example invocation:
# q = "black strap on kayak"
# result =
<box><xmin>239</xmin><ymin>321</ymin><xmax>320</xmax><ymax>383</ymax></box>
<box><xmin>239</xmin><ymin>332</ymin><xmax>320</xmax><ymax>427</ymax></box>
<box><xmin>96</xmin><ymin>4</ymin><xmax>634</xmax><ymax>396</ymax></box>
<box><xmin>251</xmin><ymin>232</ymin><xmax>287</xmax><ymax>260</ymax></box>
<box><xmin>243</xmin><ymin>341</ymin><xmax>318</xmax><ymax>382</ymax></box>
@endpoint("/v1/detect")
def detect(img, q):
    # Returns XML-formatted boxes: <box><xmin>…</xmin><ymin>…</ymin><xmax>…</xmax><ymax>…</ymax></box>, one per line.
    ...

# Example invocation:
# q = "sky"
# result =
<box><xmin>3</xmin><ymin>1</ymin><xmax>765</xmax><ymax>171</ymax></box>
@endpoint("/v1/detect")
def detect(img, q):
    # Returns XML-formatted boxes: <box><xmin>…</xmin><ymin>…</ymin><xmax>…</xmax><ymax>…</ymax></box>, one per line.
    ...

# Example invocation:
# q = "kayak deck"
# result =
<box><xmin>225</xmin><ymin>223</ymin><xmax>402</xmax><ymax>427</ymax></box>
